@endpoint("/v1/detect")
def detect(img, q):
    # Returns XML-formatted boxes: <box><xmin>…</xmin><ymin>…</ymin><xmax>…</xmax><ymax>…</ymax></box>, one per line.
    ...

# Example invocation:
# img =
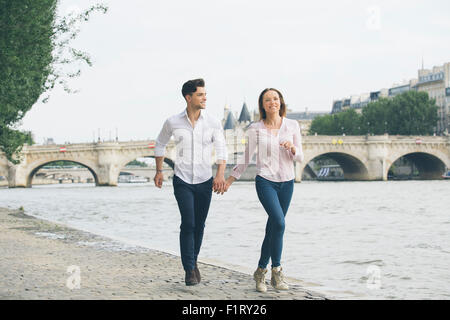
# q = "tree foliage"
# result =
<box><xmin>0</xmin><ymin>0</ymin><xmax>107</xmax><ymax>163</ymax></box>
<box><xmin>309</xmin><ymin>109</ymin><xmax>362</xmax><ymax>135</ymax></box>
<box><xmin>0</xmin><ymin>0</ymin><xmax>55</xmax><ymax>162</ymax></box>
<box><xmin>309</xmin><ymin>91</ymin><xmax>438</xmax><ymax>136</ymax></box>
<box><xmin>126</xmin><ymin>159</ymin><xmax>149</xmax><ymax>167</ymax></box>
<box><xmin>42</xmin><ymin>160</ymin><xmax>81</xmax><ymax>168</ymax></box>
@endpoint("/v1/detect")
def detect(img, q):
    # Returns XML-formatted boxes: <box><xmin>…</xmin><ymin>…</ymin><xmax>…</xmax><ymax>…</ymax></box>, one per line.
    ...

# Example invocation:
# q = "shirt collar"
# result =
<box><xmin>182</xmin><ymin>108</ymin><xmax>205</xmax><ymax>120</ymax></box>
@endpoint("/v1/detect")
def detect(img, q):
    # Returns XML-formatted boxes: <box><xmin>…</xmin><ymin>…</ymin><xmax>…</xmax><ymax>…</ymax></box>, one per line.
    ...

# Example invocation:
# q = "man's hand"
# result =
<box><xmin>213</xmin><ymin>175</ymin><xmax>226</xmax><ymax>195</ymax></box>
<box><xmin>154</xmin><ymin>171</ymin><xmax>164</xmax><ymax>188</ymax></box>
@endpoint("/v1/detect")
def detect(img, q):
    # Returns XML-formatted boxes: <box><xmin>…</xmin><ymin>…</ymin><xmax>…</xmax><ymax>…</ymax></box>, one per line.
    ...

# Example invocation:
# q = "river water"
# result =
<box><xmin>1</xmin><ymin>180</ymin><xmax>449</xmax><ymax>299</ymax></box>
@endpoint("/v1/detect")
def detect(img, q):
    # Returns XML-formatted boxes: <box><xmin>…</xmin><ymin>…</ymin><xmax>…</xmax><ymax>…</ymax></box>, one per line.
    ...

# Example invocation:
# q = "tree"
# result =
<box><xmin>309</xmin><ymin>91</ymin><xmax>439</xmax><ymax>136</ymax></box>
<box><xmin>387</xmin><ymin>91</ymin><xmax>438</xmax><ymax>135</ymax></box>
<box><xmin>42</xmin><ymin>160</ymin><xmax>81</xmax><ymax>168</ymax></box>
<box><xmin>0</xmin><ymin>0</ymin><xmax>55</xmax><ymax>163</ymax></box>
<box><xmin>309</xmin><ymin>109</ymin><xmax>362</xmax><ymax>135</ymax></box>
<box><xmin>337</xmin><ymin>108</ymin><xmax>362</xmax><ymax>135</ymax></box>
<box><xmin>126</xmin><ymin>160</ymin><xmax>149</xmax><ymax>167</ymax></box>
<box><xmin>309</xmin><ymin>114</ymin><xmax>335</xmax><ymax>135</ymax></box>
<box><xmin>361</xmin><ymin>98</ymin><xmax>391</xmax><ymax>134</ymax></box>
<box><xmin>0</xmin><ymin>0</ymin><xmax>107</xmax><ymax>164</ymax></box>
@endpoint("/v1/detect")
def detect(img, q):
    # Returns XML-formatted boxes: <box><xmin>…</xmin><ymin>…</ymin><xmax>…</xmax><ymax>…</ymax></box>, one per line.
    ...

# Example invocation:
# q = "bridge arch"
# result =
<box><xmin>299</xmin><ymin>151</ymin><xmax>370</xmax><ymax>181</ymax></box>
<box><xmin>118</xmin><ymin>154</ymin><xmax>175</xmax><ymax>171</ymax></box>
<box><xmin>27</xmin><ymin>159</ymin><xmax>99</xmax><ymax>187</ymax></box>
<box><xmin>385</xmin><ymin>152</ymin><xmax>448</xmax><ymax>180</ymax></box>
<box><xmin>116</xmin><ymin>154</ymin><xmax>175</xmax><ymax>184</ymax></box>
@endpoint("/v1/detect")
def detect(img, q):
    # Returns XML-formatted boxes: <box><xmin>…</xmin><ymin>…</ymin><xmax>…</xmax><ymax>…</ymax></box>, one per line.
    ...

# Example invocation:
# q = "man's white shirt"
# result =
<box><xmin>154</xmin><ymin>109</ymin><xmax>228</xmax><ymax>184</ymax></box>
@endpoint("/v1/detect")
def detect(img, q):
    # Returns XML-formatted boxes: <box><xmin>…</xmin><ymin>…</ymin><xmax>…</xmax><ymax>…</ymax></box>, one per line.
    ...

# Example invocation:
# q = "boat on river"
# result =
<box><xmin>316</xmin><ymin>165</ymin><xmax>344</xmax><ymax>181</ymax></box>
<box><xmin>118</xmin><ymin>175</ymin><xmax>148</xmax><ymax>183</ymax></box>
<box><xmin>442</xmin><ymin>170</ymin><xmax>450</xmax><ymax>179</ymax></box>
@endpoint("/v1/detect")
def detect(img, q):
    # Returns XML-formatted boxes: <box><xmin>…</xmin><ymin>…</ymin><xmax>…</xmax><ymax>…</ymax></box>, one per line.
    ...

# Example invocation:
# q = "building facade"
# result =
<box><xmin>286</xmin><ymin>109</ymin><xmax>329</xmax><ymax>135</ymax></box>
<box><xmin>331</xmin><ymin>62</ymin><xmax>450</xmax><ymax>134</ymax></box>
<box><xmin>416</xmin><ymin>62</ymin><xmax>450</xmax><ymax>134</ymax></box>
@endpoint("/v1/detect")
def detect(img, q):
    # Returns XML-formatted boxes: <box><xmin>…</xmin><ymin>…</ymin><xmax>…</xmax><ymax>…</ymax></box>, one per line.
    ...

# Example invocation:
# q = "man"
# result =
<box><xmin>154</xmin><ymin>78</ymin><xmax>227</xmax><ymax>286</ymax></box>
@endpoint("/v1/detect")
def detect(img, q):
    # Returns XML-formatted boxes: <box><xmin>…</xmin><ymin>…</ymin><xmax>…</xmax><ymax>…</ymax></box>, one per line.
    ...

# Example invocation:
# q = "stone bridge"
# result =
<box><xmin>0</xmin><ymin>141</ymin><xmax>176</xmax><ymax>188</ymax></box>
<box><xmin>0</xmin><ymin>135</ymin><xmax>449</xmax><ymax>187</ymax></box>
<box><xmin>296</xmin><ymin>135</ymin><xmax>450</xmax><ymax>181</ymax></box>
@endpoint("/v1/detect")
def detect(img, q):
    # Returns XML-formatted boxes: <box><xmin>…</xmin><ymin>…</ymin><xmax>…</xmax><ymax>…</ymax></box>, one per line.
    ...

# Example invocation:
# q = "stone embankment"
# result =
<box><xmin>0</xmin><ymin>207</ymin><xmax>327</xmax><ymax>300</ymax></box>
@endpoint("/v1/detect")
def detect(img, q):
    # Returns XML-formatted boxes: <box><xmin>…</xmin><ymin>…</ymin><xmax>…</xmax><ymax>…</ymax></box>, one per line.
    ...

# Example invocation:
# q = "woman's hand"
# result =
<box><xmin>280</xmin><ymin>141</ymin><xmax>296</xmax><ymax>155</ymax></box>
<box><xmin>224</xmin><ymin>176</ymin><xmax>236</xmax><ymax>193</ymax></box>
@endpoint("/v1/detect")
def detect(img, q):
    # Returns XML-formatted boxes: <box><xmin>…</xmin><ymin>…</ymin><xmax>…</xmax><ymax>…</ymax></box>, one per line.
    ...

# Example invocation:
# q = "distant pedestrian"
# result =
<box><xmin>224</xmin><ymin>88</ymin><xmax>304</xmax><ymax>292</ymax></box>
<box><xmin>154</xmin><ymin>78</ymin><xmax>228</xmax><ymax>286</ymax></box>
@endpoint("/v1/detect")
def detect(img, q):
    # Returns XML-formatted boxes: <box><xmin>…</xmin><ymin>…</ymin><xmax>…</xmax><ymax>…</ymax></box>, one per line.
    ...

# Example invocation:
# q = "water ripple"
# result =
<box><xmin>338</xmin><ymin>259</ymin><xmax>385</xmax><ymax>267</ymax></box>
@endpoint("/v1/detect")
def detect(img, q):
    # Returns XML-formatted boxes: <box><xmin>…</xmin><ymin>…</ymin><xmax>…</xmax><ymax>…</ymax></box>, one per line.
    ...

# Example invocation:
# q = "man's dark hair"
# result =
<box><xmin>182</xmin><ymin>78</ymin><xmax>205</xmax><ymax>100</ymax></box>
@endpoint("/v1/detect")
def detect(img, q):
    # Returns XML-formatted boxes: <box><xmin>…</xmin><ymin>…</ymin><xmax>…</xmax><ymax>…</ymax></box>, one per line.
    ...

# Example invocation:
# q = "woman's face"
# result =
<box><xmin>262</xmin><ymin>90</ymin><xmax>281</xmax><ymax>116</ymax></box>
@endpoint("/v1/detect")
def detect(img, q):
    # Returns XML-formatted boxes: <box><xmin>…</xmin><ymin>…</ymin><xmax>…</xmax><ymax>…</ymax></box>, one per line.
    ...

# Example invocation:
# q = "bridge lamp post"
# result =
<box><xmin>384</xmin><ymin>121</ymin><xmax>387</xmax><ymax>134</ymax></box>
<box><xmin>367</xmin><ymin>122</ymin><xmax>370</xmax><ymax>135</ymax></box>
<box><xmin>341</xmin><ymin>126</ymin><xmax>345</xmax><ymax>136</ymax></box>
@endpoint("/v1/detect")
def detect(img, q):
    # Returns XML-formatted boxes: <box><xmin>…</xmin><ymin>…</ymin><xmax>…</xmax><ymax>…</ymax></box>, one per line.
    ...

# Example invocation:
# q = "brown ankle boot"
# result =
<box><xmin>185</xmin><ymin>270</ymin><xmax>199</xmax><ymax>286</ymax></box>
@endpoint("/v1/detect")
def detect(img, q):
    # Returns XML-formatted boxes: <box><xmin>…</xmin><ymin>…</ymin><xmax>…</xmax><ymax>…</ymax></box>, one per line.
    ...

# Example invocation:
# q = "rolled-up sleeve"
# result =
<box><xmin>154</xmin><ymin>119</ymin><xmax>172</xmax><ymax>157</ymax></box>
<box><xmin>212</xmin><ymin>124</ymin><xmax>228</xmax><ymax>163</ymax></box>
<box><xmin>291</xmin><ymin>121</ymin><xmax>304</xmax><ymax>163</ymax></box>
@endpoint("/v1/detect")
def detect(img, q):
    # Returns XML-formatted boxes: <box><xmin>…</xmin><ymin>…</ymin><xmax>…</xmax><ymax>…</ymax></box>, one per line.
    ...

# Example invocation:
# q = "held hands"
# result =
<box><xmin>224</xmin><ymin>176</ymin><xmax>235</xmax><ymax>193</ymax></box>
<box><xmin>280</xmin><ymin>141</ymin><xmax>296</xmax><ymax>155</ymax></box>
<box><xmin>213</xmin><ymin>175</ymin><xmax>226</xmax><ymax>195</ymax></box>
<box><xmin>213</xmin><ymin>175</ymin><xmax>236</xmax><ymax>195</ymax></box>
<box><xmin>155</xmin><ymin>170</ymin><xmax>235</xmax><ymax>194</ymax></box>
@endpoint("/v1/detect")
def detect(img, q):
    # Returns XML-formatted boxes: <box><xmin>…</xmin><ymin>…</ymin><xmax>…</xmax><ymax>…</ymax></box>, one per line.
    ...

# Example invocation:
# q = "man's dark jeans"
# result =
<box><xmin>173</xmin><ymin>175</ymin><xmax>213</xmax><ymax>271</ymax></box>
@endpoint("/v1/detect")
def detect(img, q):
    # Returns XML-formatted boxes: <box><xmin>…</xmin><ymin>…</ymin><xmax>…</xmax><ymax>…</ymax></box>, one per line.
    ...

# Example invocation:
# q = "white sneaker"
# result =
<box><xmin>253</xmin><ymin>267</ymin><xmax>268</xmax><ymax>293</ymax></box>
<box><xmin>271</xmin><ymin>266</ymin><xmax>289</xmax><ymax>290</ymax></box>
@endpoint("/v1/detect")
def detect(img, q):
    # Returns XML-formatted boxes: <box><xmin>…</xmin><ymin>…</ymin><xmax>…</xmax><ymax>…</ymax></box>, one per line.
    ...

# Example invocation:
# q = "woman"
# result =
<box><xmin>225</xmin><ymin>88</ymin><xmax>304</xmax><ymax>293</ymax></box>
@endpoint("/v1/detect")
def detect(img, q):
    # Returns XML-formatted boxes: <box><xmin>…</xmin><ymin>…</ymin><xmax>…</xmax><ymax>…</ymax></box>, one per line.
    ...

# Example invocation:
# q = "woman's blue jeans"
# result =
<box><xmin>173</xmin><ymin>175</ymin><xmax>213</xmax><ymax>271</ymax></box>
<box><xmin>255</xmin><ymin>175</ymin><xmax>294</xmax><ymax>269</ymax></box>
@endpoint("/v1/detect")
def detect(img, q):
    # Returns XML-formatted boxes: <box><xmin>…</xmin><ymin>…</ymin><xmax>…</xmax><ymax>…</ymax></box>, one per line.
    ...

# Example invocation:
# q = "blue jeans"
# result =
<box><xmin>173</xmin><ymin>175</ymin><xmax>213</xmax><ymax>271</ymax></box>
<box><xmin>255</xmin><ymin>175</ymin><xmax>294</xmax><ymax>269</ymax></box>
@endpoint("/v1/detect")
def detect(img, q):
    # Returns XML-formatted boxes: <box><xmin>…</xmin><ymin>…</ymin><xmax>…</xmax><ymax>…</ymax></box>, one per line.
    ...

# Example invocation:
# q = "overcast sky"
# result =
<box><xmin>20</xmin><ymin>0</ymin><xmax>450</xmax><ymax>144</ymax></box>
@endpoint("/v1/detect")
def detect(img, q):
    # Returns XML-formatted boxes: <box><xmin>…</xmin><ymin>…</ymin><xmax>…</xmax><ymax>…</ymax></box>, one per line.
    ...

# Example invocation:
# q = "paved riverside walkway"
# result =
<box><xmin>0</xmin><ymin>207</ymin><xmax>327</xmax><ymax>300</ymax></box>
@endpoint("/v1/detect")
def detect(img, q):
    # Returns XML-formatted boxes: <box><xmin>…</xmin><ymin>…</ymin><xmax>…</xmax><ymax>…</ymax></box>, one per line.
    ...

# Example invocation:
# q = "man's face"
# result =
<box><xmin>187</xmin><ymin>87</ymin><xmax>206</xmax><ymax>110</ymax></box>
